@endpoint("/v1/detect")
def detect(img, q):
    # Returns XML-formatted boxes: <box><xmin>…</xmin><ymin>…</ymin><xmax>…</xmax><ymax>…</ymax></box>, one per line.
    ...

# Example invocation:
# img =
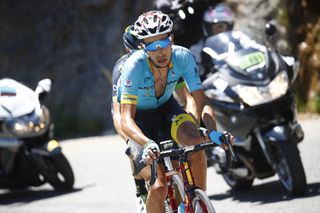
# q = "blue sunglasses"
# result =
<box><xmin>144</xmin><ymin>37</ymin><xmax>171</xmax><ymax>51</ymax></box>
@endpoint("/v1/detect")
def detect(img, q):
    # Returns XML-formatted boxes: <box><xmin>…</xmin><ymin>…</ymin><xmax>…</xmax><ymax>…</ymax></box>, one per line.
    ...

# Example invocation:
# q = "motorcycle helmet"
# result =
<box><xmin>170</xmin><ymin>0</ymin><xmax>187</xmax><ymax>10</ymax></box>
<box><xmin>202</xmin><ymin>3</ymin><xmax>234</xmax><ymax>37</ymax></box>
<box><xmin>134</xmin><ymin>10</ymin><xmax>173</xmax><ymax>39</ymax></box>
<box><xmin>154</xmin><ymin>0</ymin><xmax>187</xmax><ymax>11</ymax></box>
<box><xmin>123</xmin><ymin>25</ymin><xmax>142</xmax><ymax>51</ymax></box>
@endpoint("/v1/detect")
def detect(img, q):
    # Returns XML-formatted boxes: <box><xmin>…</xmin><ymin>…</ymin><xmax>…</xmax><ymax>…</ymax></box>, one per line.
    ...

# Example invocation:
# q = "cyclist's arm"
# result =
<box><xmin>182</xmin><ymin>50</ymin><xmax>232</xmax><ymax>145</ymax></box>
<box><xmin>119</xmin><ymin>55</ymin><xmax>151</xmax><ymax>147</ymax></box>
<box><xmin>191</xmin><ymin>89</ymin><xmax>217</xmax><ymax>133</ymax></box>
<box><xmin>178</xmin><ymin>48</ymin><xmax>205</xmax><ymax>123</ymax></box>
<box><xmin>111</xmin><ymin>58</ymin><xmax>128</xmax><ymax>141</ymax></box>
<box><xmin>174</xmin><ymin>80</ymin><xmax>200</xmax><ymax>125</ymax></box>
<box><xmin>174</xmin><ymin>80</ymin><xmax>188</xmax><ymax>107</ymax></box>
<box><xmin>112</xmin><ymin>100</ymin><xmax>127</xmax><ymax>141</ymax></box>
<box><xmin>182</xmin><ymin>87</ymin><xmax>200</xmax><ymax>125</ymax></box>
<box><xmin>179</xmin><ymin>49</ymin><xmax>217</xmax><ymax>131</ymax></box>
<box><xmin>120</xmin><ymin>103</ymin><xmax>150</xmax><ymax>147</ymax></box>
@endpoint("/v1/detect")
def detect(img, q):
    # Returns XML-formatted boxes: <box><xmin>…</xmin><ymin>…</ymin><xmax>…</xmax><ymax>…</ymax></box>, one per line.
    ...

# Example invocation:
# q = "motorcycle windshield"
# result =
<box><xmin>0</xmin><ymin>78</ymin><xmax>38</xmax><ymax>119</ymax></box>
<box><xmin>204</xmin><ymin>31</ymin><xmax>266</xmax><ymax>58</ymax></box>
<box><xmin>203</xmin><ymin>31</ymin><xmax>272</xmax><ymax>81</ymax></box>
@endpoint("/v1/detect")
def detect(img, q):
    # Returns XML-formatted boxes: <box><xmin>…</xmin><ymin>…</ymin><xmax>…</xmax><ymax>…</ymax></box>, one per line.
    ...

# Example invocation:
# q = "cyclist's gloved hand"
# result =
<box><xmin>142</xmin><ymin>140</ymin><xmax>160</xmax><ymax>164</ymax></box>
<box><xmin>209</xmin><ymin>130</ymin><xmax>233</xmax><ymax>149</ymax></box>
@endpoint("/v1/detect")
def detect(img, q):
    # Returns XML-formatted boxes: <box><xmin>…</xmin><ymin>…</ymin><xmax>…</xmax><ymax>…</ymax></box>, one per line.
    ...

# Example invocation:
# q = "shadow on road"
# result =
<box><xmin>209</xmin><ymin>181</ymin><xmax>320</xmax><ymax>204</ymax></box>
<box><xmin>0</xmin><ymin>187</ymin><xmax>82</xmax><ymax>205</ymax></box>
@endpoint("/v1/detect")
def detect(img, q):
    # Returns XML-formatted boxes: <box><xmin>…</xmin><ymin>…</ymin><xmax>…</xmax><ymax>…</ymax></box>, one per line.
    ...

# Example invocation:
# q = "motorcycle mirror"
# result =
<box><xmin>265</xmin><ymin>22</ymin><xmax>277</xmax><ymax>37</ymax></box>
<box><xmin>35</xmin><ymin>78</ymin><xmax>51</xmax><ymax>98</ymax></box>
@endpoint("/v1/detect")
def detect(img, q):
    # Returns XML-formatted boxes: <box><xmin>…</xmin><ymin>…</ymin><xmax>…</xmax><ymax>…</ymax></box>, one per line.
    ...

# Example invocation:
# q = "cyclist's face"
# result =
<box><xmin>143</xmin><ymin>34</ymin><xmax>172</xmax><ymax>68</ymax></box>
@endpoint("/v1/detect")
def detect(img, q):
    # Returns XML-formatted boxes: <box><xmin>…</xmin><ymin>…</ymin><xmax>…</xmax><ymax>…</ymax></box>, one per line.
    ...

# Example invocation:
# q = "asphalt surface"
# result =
<box><xmin>0</xmin><ymin>116</ymin><xmax>320</xmax><ymax>213</ymax></box>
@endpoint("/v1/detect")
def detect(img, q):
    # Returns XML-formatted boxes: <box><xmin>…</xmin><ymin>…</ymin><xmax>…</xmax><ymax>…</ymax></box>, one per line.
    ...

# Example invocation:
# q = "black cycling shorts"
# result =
<box><xmin>126</xmin><ymin>96</ymin><xmax>195</xmax><ymax>176</ymax></box>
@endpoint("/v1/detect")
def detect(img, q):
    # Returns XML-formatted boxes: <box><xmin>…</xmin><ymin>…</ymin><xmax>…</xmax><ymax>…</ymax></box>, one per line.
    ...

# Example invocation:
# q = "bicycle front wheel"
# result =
<box><xmin>192</xmin><ymin>189</ymin><xmax>216</xmax><ymax>213</ymax></box>
<box><xmin>166</xmin><ymin>174</ymin><xmax>185</xmax><ymax>213</ymax></box>
<box><xmin>171</xmin><ymin>174</ymin><xmax>185</xmax><ymax>201</ymax></box>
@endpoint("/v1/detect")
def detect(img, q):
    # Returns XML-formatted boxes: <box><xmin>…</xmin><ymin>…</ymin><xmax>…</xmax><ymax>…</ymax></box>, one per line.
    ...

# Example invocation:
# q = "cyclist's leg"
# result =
<box><xmin>129</xmin><ymin>142</ymin><xmax>167</xmax><ymax>213</ymax></box>
<box><xmin>134</xmin><ymin>176</ymin><xmax>147</xmax><ymax>213</ymax></box>
<box><xmin>129</xmin><ymin>110</ymin><xmax>169</xmax><ymax>213</ymax></box>
<box><xmin>126</xmin><ymin>146</ymin><xmax>147</xmax><ymax>213</ymax></box>
<box><xmin>163</xmin><ymin>98</ymin><xmax>207</xmax><ymax>190</ymax></box>
<box><xmin>140</xmin><ymin>164</ymin><xmax>167</xmax><ymax>213</ymax></box>
<box><xmin>134</xmin><ymin>175</ymin><xmax>147</xmax><ymax>201</ymax></box>
<box><xmin>176</xmin><ymin>118</ymin><xmax>207</xmax><ymax>190</ymax></box>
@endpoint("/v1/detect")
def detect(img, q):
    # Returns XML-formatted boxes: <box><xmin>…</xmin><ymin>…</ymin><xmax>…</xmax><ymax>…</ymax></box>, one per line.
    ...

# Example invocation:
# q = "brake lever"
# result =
<box><xmin>228</xmin><ymin>143</ymin><xmax>237</xmax><ymax>162</ymax></box>
<box><xmin>149</xmin><ymin>148</ymin><xmax>159</xmax><ymax>186</ymax></box>
<box><xmin>149</xmin><ymin>158</ymin><xmax>157</xmax><ymax>186</ymax></box>
<box><xmin>223</xmin><ymin>132</ymin><xmax>237</xmax><ymax>162</ymax></box>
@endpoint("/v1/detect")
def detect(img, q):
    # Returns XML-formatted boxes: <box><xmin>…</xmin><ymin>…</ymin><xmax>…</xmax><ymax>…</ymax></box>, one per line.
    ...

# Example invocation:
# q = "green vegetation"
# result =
<box><xmin>276</xmin><ymin>8</ymin><xmax>289</xmax><ymax>28</ymax></box>
<box><xmin>296</xmin><ymin>92</ymin><xmax>320</xmax><ymax>113</ymax></box>
<box><xmin>53</xmin><ymin>107</ymin><xmax>106</xmax><ymax>139</ymax></box>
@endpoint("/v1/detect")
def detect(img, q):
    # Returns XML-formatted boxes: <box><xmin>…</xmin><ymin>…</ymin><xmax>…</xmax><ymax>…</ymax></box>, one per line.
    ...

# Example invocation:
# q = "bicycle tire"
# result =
<box><xmin>192</xmin><ymin>189</ymin><xmax>216</xmax><ymax>213</ymax></box>
<box><xmin>166</xmin><ymin>174</ymin><xmax>185</xmax><ymax>213</ymax></box>
<box><xmin>171</xmin><ymin>174</ymin><xmax>185</xmax><ymax>202</ymax></box>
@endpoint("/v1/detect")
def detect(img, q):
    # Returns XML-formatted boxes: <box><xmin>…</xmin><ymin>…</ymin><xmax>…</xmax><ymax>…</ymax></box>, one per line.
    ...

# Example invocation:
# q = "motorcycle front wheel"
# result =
<box><xmin>221</xmin><ymin>154</ymin><xmax>254</xmax><ymax>191</ymax></box>
<box><xmin>272</xmin><ymin>138</ymin><xmax>306</xmax><ymax>196</ymax></box>
<box><xmin>44</xmin><ymin>153</ymin><xmax>75</xmax><ymax>191</ymax></box>
<box><xmin>222</xmin><ymin>173</ymin><xmax>254</xmax><ymax>191</ymax></box>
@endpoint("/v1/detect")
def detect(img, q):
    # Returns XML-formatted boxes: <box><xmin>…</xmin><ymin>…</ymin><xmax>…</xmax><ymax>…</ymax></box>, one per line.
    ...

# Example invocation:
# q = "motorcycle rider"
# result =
<box><xmin>154</xmin><ymin>0</ymin><xmax>223</xmax><ymax>109</ymax></box>
<box><xmin>118</xmin><ymin>10</ymin><xmax>231</xmax><ymax>212</ymax></box>
<box><xmin>154</xmin><ymin>0</ymin><xmax>221</xmax><ymax>48</ymax></box>
<box><xmin>190</xmin><ymin>2</ymin><xmax>234</xmax><ymax>81</ymax></box>
<box><xmin>190</xmin><ymin>3</ymin><xmax>297</xmax><ymax>82</ymax></box>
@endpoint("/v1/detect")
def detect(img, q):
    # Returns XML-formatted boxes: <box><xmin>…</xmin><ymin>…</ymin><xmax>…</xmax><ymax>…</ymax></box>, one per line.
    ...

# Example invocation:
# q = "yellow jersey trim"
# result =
<box><xmin>121</xmin><ymin>94</ymin><xmax>138</xmax><ymax>104</ymax></box>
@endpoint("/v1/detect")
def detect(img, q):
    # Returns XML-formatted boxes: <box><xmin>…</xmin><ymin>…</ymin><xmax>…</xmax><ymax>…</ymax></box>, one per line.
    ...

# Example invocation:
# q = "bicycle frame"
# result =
<box><xmin>166</xmin><ymin>175</ymin><xmax>180</xmax><ymax>212</ymax></box>
<box><xmin>150</xmin><ymin>129</ymin><xmax>234</xmax><ymax>212</ymax></box>
<box><xmin>162</xmin><ymin>151</ymin><xmax>183</xmax><ymax>212</ymax></box>
<box><xmin>179</xmin><ymin>154</ymin><xmax>199</xmax><ymax>212</ymax></box>
<box><xmin>159</xmin><ymin>140</ymin><xmax>219</xmax><ymax>213</ymax></box>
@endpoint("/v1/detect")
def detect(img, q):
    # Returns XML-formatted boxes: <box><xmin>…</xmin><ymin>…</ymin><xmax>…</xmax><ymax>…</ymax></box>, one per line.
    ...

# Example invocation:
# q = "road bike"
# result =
<box><xmin>150</xmin><ymin>129</ymin><xmax>234</xmax><ymax>213</ymax></box>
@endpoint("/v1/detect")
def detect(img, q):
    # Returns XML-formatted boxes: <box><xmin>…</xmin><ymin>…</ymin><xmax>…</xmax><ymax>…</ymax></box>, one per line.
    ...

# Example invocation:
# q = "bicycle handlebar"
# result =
<box><xmin>149</xmin><ymin>131</ymin><xmax>236</xmax><ymax>186</ymax></box>
<box><xmin>159</xmin><ymin>140</ymin><xmax>216</xmax><ymax>158</ymax></box>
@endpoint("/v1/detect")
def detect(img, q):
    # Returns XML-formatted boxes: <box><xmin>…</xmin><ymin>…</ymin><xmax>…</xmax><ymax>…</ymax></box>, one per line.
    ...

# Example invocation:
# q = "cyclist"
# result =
<box><xmin>190</xmin><ymin>2</ymin><xmax>234</xmax><ymax>80</ymax></box>
<box><xmin>111</xmin><ymin>25</ymin><xmax>148</xmax><ymax>212</ymax></box>
<box><xmin>118</xmin><ymin>10</ymin><xmax>231</xmax><ymax>212</ymax></box>
<box><xmin>112</xmin><ymin>25</ymin><xmax>196</xmax><ymax>213</ymax></box>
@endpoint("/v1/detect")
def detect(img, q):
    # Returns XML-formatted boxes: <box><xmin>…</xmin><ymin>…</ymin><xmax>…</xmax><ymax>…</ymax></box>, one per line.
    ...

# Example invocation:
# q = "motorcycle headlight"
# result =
<box><xmin>233</xmin><ymin>71</ymin><xmax>289</xmax><ymax>106</ymax></box>
<box><xmin>6</xmin><ymin>106</ymin><xmax>50</xmax><ymax>137</ymax></box>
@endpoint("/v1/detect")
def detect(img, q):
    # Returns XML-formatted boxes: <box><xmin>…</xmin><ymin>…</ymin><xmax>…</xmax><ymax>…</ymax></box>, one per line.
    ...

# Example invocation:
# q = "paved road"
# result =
<box><xmin>0</xmin><ymin>117</ymin><xmax>320</xmax><ymax>213</ymax></box>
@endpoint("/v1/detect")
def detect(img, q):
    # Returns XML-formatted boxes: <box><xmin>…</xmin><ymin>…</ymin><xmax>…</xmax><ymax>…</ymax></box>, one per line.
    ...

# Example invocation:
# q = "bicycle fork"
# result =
<box><xmin>167</xmin><ymin>176</ymin><xmax>179</xmax><ymax>212</ymax></box>
<box><xmin>164</xmin><ymin>156</ymin><xmax>179</xmax><ymax>212</ymax></box>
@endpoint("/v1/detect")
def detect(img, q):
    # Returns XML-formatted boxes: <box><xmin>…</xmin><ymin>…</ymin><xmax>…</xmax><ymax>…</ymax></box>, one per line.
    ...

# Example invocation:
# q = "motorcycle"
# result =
<box><xmin>0</xmin><ymin>78</ymin><xmax>74</xmax><ymax>191</ymax></box>
<box><xmin>202</xmin><ymin>24</ymin><xmax>306</xmax><ymax>195</ymax></box>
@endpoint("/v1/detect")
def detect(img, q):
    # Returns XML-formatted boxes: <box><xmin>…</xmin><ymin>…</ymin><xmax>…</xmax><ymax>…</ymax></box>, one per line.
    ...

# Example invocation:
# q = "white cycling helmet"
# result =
<box><xmin>134</xmin><ymin>10</ymin><xmax>173</xmax><ymax>39</ymax></box>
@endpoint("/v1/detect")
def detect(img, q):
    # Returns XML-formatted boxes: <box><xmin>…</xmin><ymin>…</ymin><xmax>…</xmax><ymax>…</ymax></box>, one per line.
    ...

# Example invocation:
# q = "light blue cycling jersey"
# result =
<box><xmin>118</xmin><ymin>45</ymin><xmax>202</xmax><ymax>110</ymax></box>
